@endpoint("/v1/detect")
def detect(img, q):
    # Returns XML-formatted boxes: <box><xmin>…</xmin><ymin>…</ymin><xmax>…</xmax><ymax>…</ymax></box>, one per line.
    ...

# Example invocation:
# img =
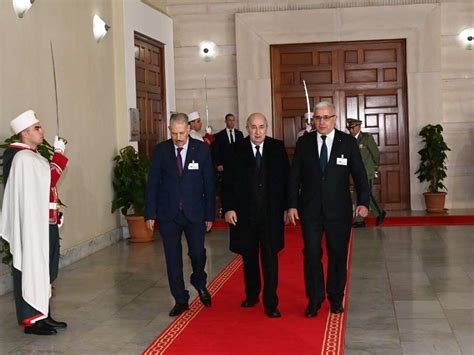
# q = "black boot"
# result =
<box><xmin>44</xmin><ymin>312</ymin><xmax>68</xmax><ymax>329</ymax></box>
<box><xmin>24</xmin><ymin>320</ymin><xmax>57</xmax><ymax>335</ymax></box>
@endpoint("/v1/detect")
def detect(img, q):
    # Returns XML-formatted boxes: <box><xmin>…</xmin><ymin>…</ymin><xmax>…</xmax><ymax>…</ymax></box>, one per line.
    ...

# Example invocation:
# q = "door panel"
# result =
<box><xmin>271</xmin><ymin>40</ymin><xmax>409</xmax><ymax>210</ymax></box>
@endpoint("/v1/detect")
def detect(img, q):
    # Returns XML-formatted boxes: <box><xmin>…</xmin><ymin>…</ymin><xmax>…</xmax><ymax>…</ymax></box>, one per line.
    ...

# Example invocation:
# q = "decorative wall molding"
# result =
<box><xmin>236</xmin><ymin>0</ymin><xmax>440</xmax><ymax>14</ymax></box>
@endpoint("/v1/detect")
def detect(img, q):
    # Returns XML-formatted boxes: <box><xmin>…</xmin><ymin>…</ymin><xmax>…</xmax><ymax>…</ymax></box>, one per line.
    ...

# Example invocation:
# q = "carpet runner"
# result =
<box><xmin>144</xmin><ymin>226</ymin><xmax>353</xmax><ymax>355</ymax></box>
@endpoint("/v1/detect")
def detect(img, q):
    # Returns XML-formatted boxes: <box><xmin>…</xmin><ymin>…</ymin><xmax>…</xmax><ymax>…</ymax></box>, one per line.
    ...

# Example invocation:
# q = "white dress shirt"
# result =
<box><xmin>251</xmin><ymin>140</ymin><xmax>264</xmax><ymax>157</ymax></box>
<box><xmin>227</xmin><ymin>128</ymin><xmax>235</xmax><ymax>144</ymax></box>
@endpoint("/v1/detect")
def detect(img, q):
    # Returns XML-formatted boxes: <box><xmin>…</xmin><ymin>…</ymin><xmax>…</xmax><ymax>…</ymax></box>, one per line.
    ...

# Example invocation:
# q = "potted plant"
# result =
<box><xmin>414</xmin><ymin>124</ymin><xmax>451</xmax><ymax>213</ymax></box>
<box><xmin>111</xmin><ymin>146</ymin><xmax>153</xmax><ymax>242</ymax></box>
<box><xmin>1</xmin><ymin>135</ymin><xmax>55</xmax><ymax>266</ymax></box>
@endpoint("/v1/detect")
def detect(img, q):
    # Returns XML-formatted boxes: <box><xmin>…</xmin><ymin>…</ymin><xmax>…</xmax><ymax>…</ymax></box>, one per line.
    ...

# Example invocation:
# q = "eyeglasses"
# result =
<box><xmin>314</xmin><ymin>115</ymin><xmax>336</xmax><ymax>122</ymax></box>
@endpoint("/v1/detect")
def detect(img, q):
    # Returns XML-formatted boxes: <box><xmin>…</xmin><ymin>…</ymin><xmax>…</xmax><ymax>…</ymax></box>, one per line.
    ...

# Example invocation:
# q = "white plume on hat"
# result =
<box><xmin>304</xmin><ymin>112</ymin><xmax>314</xmax><ymax>119</ymax></box>
<box><xmin>10</xmin><ymin>110</ymin><xmax>40</xmax><ymax>134</ymax></box>
<box><xmin>188</xmin><ymin>111</ymin><xmax>201</xmax><ymax>122</ymax></box>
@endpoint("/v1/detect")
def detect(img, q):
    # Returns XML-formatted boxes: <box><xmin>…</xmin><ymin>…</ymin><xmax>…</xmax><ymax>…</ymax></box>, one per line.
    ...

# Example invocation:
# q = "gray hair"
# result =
<box><xmin>246</xmin><ymin>112</ymin><xmax>268</xmax><ymax>128</ymax></box>
<box><xmin>314</xmin><ymin>101</ymin><xmax>335</xmax><ymax>113</ymax></box>
<box><xmin>170</xmin><ymin>112</ymin><xmax>188</xmax><ymax>125</ymax></box>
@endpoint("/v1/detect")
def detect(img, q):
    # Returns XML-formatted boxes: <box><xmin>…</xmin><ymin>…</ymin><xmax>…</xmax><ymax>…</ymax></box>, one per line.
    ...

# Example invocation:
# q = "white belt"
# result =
<box><xmin>49</xmin><ymin>203</ymin><xmax>58</xmax><ymax>210</ymax></box>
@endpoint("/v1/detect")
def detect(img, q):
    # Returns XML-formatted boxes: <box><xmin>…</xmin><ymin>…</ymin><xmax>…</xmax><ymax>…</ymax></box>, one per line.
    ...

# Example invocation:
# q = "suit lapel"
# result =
<box><xmin>327</xmin><ymin>130</ymin><xmax>343</xmax><ymax>172</ymax></box>
<box><xmin>182</xmin><ymin>139</ymin><xmax>196</xmax><ymax>176</ymax></box>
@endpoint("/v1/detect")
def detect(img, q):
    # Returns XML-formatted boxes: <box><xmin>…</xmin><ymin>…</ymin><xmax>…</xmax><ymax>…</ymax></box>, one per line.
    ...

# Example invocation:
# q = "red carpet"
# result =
<box><xmin>144</xmin><ymin>226</ymin><xmax>353</xmax><ymax>355</ymax></box>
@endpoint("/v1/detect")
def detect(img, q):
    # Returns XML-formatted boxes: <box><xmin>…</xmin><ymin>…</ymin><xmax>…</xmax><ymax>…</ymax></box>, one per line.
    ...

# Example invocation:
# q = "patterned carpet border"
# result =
<box><xmin>143</xmin><ymin>256</ymin><xmax>243</xmax><ymax>355</ymax></box>
<box><xmin>321</xmin><ymin>230</ymin><xmax>354</xmax><ymax>355</ymax></box>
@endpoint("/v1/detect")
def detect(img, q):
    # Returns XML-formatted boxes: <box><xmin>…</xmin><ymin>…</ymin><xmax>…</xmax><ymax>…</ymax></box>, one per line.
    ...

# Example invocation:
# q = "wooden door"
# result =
<box><xmin>135</xmin><ymin>32</ymin><xmax>167</xmax><ymax>158</ymax></box>
<box><xmin>271</xmin><ymin>40</ymin><xmax>409</xmax><ymax>210</ymax></box>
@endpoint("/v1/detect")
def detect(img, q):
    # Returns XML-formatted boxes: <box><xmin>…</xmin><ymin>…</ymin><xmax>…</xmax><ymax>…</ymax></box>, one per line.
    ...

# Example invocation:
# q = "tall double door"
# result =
<box><xmin>271</xmin><ymin>40</ymin><xmax>409</xmax><ymax>210</ymax></box>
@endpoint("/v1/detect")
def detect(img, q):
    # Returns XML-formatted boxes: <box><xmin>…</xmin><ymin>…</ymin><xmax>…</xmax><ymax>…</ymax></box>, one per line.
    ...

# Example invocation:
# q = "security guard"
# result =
<box><xmin>347</xmin><ymin>118</ymin><xmax>386</xmax><ymax>227</ymax></box>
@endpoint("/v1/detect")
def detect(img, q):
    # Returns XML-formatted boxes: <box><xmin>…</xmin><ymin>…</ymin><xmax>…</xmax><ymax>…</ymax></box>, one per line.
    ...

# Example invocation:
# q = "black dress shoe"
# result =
<box><xmin>44</xmin><ymin>316</ymin><xmax>67</xmax><ymax>329</ymax></box>
<box><xmin>241</xmin><ymin>298</ymin><xmax>259</xmax><ymax>308</ymax></box>
<box><xmin>24</xmin><ymin>320</ymin><xmax>57</xmax><ymax>335</ymax></box>
<box><xmin>376</xmin><ymin>211</ymin><xmax>386</xmax><ymax>226</ymax></box>
<box><xmin>169</xmin><ymin>303</ymin><xmax>189</xmax><ymax>317</ymax></box>
<box><xmin>330</xmin><ymin>304</ymin><xmax>344</xmax><ymax>314</ymax></box>
<box><xmin>305</xmin><ymin>302</ymin><xmax>321</xmax><ymax>318</ymax></box>
<box><xmin>353</xmin><ymin>221</ymin><xmax>366</xmax><ymax>228</ymax></box>
<box><xmin>265</xmin><ymin>307</ymin><xmax>281</xmax><ymax>318</ymax></box>
<box><xmin>196</xmin><ymin>287</ymin><xmax>212</xmax><ymax>307</ymax></box>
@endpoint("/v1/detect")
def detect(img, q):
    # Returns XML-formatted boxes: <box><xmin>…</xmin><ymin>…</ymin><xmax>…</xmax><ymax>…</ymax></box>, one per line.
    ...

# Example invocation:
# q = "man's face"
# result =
<box><xmin>190</xmin><ymin>118</ymin><xmax>202</xmax><ymax>132</ymax></box>
<box><xmin>225</xmin><ymin>115</ymin><xmax>236</xmax><ymax>129</ymax></box>
<box><xmin>22</xmin><ymin>123</ymin><xmax>45</xmax><ymax>147</ymax></box>
<box><xmin>314</xmin><ymin>106</ymin><xmax>337</xmax><ymax>135</ymax></box>
<box><xmin>349</xmin><ymin>124</ymin><xmax>361</xmax><ymax>136</ymax></box>
<box><xmin>169</xmin><ymin>121</ymin><xmax>190</xmax><ymax>147</ymax></box>
<box><xmin>247</xmin><ymin>114</ymin><xmax>267</xmax><ymax>145</ymax></box>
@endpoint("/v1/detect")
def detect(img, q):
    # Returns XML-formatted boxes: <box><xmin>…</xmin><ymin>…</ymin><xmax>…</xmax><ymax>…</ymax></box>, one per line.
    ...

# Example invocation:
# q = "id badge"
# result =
<box><xmin>336</xmin><ymin>154</ymin><xmax>348</xmax><ymax>166</ymax></box>
<box><xmin>188</xmin><ymin>160</ymin><xmax>199</xmax><ymax>170</ymax></box>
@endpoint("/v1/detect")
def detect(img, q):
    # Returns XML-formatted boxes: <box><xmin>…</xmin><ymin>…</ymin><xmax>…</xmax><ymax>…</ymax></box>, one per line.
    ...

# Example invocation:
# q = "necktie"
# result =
<box><xmin>230</xmin><ymin>129</ymin><xmax>234</xmax><ymax>144</ymax></box>
<box><xmin>255</xmin><ymin>145</ymin><xmax>262</xmax><ymax>170</ymax></box>
<box><xmin>320</xmin><ymin>135</ymin><xmax>328</xmax><ymax>172</ymax></box>
<box><xmin>176</xmin><ymin>147</ymin><xmax>183</xmax><ymax>176</ymax></box>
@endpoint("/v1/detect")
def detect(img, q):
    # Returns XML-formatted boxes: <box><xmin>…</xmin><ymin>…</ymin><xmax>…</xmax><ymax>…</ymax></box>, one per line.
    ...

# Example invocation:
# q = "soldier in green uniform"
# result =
<box><xmin>347</xmin><ymin>118</ymin><xmax>386</xmax><ymax>227</ymax></box>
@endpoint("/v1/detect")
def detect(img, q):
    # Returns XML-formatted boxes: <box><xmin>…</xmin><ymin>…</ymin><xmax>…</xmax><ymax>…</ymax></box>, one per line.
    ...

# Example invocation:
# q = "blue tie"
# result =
<box><xmin>255</xmin><ymin>145</ymin><xmax>262</xmax><ymax>170</ymax></box>
<box><xmin>320</xmin><ymin>135</ymin><xmax>328</xmax><ymax>172</ymax></box>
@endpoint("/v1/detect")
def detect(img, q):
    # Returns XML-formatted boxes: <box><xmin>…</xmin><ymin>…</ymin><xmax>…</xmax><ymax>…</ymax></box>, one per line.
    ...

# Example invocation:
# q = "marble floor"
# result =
<box><xmin>0</xmin><ymin>224</ymin><xmax>472</xmax><ymax>354</ymax></box>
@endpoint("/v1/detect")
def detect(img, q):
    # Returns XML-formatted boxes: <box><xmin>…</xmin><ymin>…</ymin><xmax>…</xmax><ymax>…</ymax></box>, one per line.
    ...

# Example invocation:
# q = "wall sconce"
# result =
<box><xmin>459</xmin><ymin>28</ymin><xmax>474</xmax><ymax>50</ymax></box>
<box><xmin>198</xmin><ymin>41</ymin><xmax>218</xmax><ymax>61</ymax></box>
<box><xmin>93</xmin><ymin>14</ymin><xmax>111</xmax><ymax>43</ymax></box>
<box><xmin>12</xmin><ymin>0</ymin><xmax>34</xmax><ymax>18</ymax></box>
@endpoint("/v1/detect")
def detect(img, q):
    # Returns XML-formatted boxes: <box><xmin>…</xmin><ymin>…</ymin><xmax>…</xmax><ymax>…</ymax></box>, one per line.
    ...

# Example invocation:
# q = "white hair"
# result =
<box><xmin>314</xmin><ymin>101</ymin><xmax>335</xmax><ymax>112</ymax></box>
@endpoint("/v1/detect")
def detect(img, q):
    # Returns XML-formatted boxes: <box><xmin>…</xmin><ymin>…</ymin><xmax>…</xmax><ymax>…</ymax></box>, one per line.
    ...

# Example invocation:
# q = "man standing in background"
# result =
<box><xmin>212</xmin><ymin>113</ymin><xmax>244</xmax><ymax>173</ymax></box>
<box><xmin>347</xmin><ymin>118</ymin><xmax>386</xmax><ymax>227</ymax></box>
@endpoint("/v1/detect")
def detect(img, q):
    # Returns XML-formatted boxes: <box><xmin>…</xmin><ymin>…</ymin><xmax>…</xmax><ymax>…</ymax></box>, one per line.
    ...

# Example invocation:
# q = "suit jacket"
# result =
<box><xmin>212</xmin><ymin>128</ymin><xmax>244</xmax><ymax>168</ymax></box>
<box><xmin>357</xmin><ymin>131</ymin><xmax>380</xmax><ymax>179</ymax></box>
<box><xmin>288</xmin><ymin>129</ymin><xmax>370</xmax><ymax>225</ymax></box>
<box><xmin>222</xmin><ymin>137</ymin><xmax>289</xmax><ymax>255</ymax></box>
<box><xmin>145</xmin><ymin>138</ymin><xmax>215</xmax><ymax>223</ymax></box>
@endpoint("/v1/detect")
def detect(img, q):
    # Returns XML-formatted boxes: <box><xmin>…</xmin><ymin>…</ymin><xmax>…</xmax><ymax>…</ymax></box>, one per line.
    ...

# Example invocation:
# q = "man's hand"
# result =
<box><xmin>224</xmin><ymin>211</ymin><xmax>237</xmax><ymax>226</ymax></box>
<box><xmin>53</xmin><ymin>136</ymin><xmax>66</xmax><ymax>154</ymax></box>
<box><xmin>355</xmin><ymin>205</ymin><xmax>369</xmax><ymax>218</ymax></box>
<box><xmin>146</xmin><ymin>219</ymin><xmax>155</xmax><ymax>231</ymax></box>
<box><xmin>287</xmin><ymin>208</ymin><xmax>299</xmax><ymax>225</ymax></box>
<box><xmin>205</xmin><ymin>221</ymin><xmax>213</xmax><ymax>232</ymax></box>
<box><xmin>217</xmin><ymin>165</ymin><xmax>224</xmax><ymax>172</ymax></box>
<box><xmin>283</xmin><ymin>210</ymin><xmax>289</xmax><ymax>225</ymax></box>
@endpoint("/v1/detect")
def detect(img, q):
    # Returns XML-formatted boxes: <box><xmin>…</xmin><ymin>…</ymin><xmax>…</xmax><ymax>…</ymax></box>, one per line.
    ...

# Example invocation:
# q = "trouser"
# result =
<box><xmin>159</xmin><ymin>211</ymin><xmax>207</xmax><ymax>305</ymax></box>
<box><xmin>13</xmin><ymin>224</ymin><xmax>60</xmax><ymax>325</ymax></box>
<box><xmin>301</xmin><ymin>219</ymin><xmax>351</xmax><ymax>307</ymax></box>
<box><xmin>241</xmin><ymin>222</ymin><xmax>279</xmax><ymax>308</ymax></box>
<box><xmin>354</xmin><ymin>178</ymin><xmax>383</xmax><ymax>222</ymax></box>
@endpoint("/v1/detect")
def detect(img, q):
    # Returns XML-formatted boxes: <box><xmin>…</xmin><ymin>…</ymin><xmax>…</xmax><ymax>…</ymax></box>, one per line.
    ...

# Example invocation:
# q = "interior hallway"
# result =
<box><xmin>0</xmin><ymin>223</ymin><xmax>472</xmax><ymax>354</ymax></box>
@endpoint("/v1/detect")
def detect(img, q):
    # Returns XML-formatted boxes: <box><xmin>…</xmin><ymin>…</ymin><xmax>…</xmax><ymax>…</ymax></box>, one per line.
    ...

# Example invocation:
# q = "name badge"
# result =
<box><xmin>188</xmin><ymin>161</ymin><xmax>199</xmax><ymax>170</ymax></box>
<box><xmin>336</xmin><ymin>154</ymin><xmax>348</xmax><ymax>166</ymax></box>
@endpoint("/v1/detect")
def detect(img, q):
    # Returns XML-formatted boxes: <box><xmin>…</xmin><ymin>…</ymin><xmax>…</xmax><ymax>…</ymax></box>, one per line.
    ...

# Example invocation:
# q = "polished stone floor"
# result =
<box><xmin>0</xmin><ymin>224</ymin><xmax>472</xmax><ymax>354</ymax></box>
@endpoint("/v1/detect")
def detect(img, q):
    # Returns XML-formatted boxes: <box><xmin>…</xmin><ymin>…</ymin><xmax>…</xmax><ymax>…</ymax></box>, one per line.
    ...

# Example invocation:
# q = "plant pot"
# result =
<box><xmin>126</xmin><ymin>215</ymin><xmax>154</xmax><ymax>243</ymax></box>
<box><xmin>423</xmin><ymin>192</ymin><xmax>447</xmax><ymax>213</ymax></box>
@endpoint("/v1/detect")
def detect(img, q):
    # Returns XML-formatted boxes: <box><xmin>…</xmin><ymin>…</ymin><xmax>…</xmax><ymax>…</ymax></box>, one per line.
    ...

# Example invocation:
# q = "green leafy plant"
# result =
<box><xmin>415</xmin><ymin>124</ymin><xmax>451</xmax><ymax>193</ymax></box>
<box><xmin>111</xmin><ymin>146</ymin><xmax>150</xmax><ymax>216</ymax></box>
<box><xmin>0</xmin><ymin>135</ymin><xmax>55</xmax><ymax>266</ymax></box>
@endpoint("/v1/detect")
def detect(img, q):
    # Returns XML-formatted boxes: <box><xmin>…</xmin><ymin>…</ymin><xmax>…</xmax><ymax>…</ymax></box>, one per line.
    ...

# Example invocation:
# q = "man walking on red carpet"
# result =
<box><xmin>288</xmin><ymin>101</ymin><xmax>370</xmax><ymax>317</ymax></box>
<box><xmin>222</xmin><ymin>113</ymin><xmax>289</xmax><ymax>318</ymax></box>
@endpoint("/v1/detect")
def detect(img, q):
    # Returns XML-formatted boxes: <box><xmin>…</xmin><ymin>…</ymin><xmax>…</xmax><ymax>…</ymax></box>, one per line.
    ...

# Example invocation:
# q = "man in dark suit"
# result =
<box><xmin>222</xmin><ymin>113</ymin><xmax>289</xmax><ymax>318</ymax></box>
<box><xmin>145</xmin><ymin>113</ymin><xmax>215</xmax><ymax>317</ymax></box>
<box><xmin>212</xmin><ymin>113</ymin><xmax>244</xmax><ymax>173</ymax></box>
<box><xmin>288</xmin><ymin>102</ymin><xmax>370</xmax><ymax>317</ymax></box>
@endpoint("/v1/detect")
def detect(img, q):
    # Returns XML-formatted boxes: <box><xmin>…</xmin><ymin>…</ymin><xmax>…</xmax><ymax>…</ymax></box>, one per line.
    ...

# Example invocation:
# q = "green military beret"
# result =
<box><xmin>346</xmin><ymin>118</ymin><xmax>363</xmax><ymax>128</ymax></box>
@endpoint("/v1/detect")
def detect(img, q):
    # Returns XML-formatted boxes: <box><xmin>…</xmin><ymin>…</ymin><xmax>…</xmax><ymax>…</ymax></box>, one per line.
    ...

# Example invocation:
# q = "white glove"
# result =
<box><xmin>54</xmin><ymin>136</ymin><xmax>66</xmax><ymax>154</ymax></box>
<box><xmin>58</xmin><ymin>213</ymin><xmax>64</xmax><ymax>228</ymax></box>
<box><xmin>206</xmin><ymin>126</ymin><xmax>213</xmax><ymax>134</ymax></box>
